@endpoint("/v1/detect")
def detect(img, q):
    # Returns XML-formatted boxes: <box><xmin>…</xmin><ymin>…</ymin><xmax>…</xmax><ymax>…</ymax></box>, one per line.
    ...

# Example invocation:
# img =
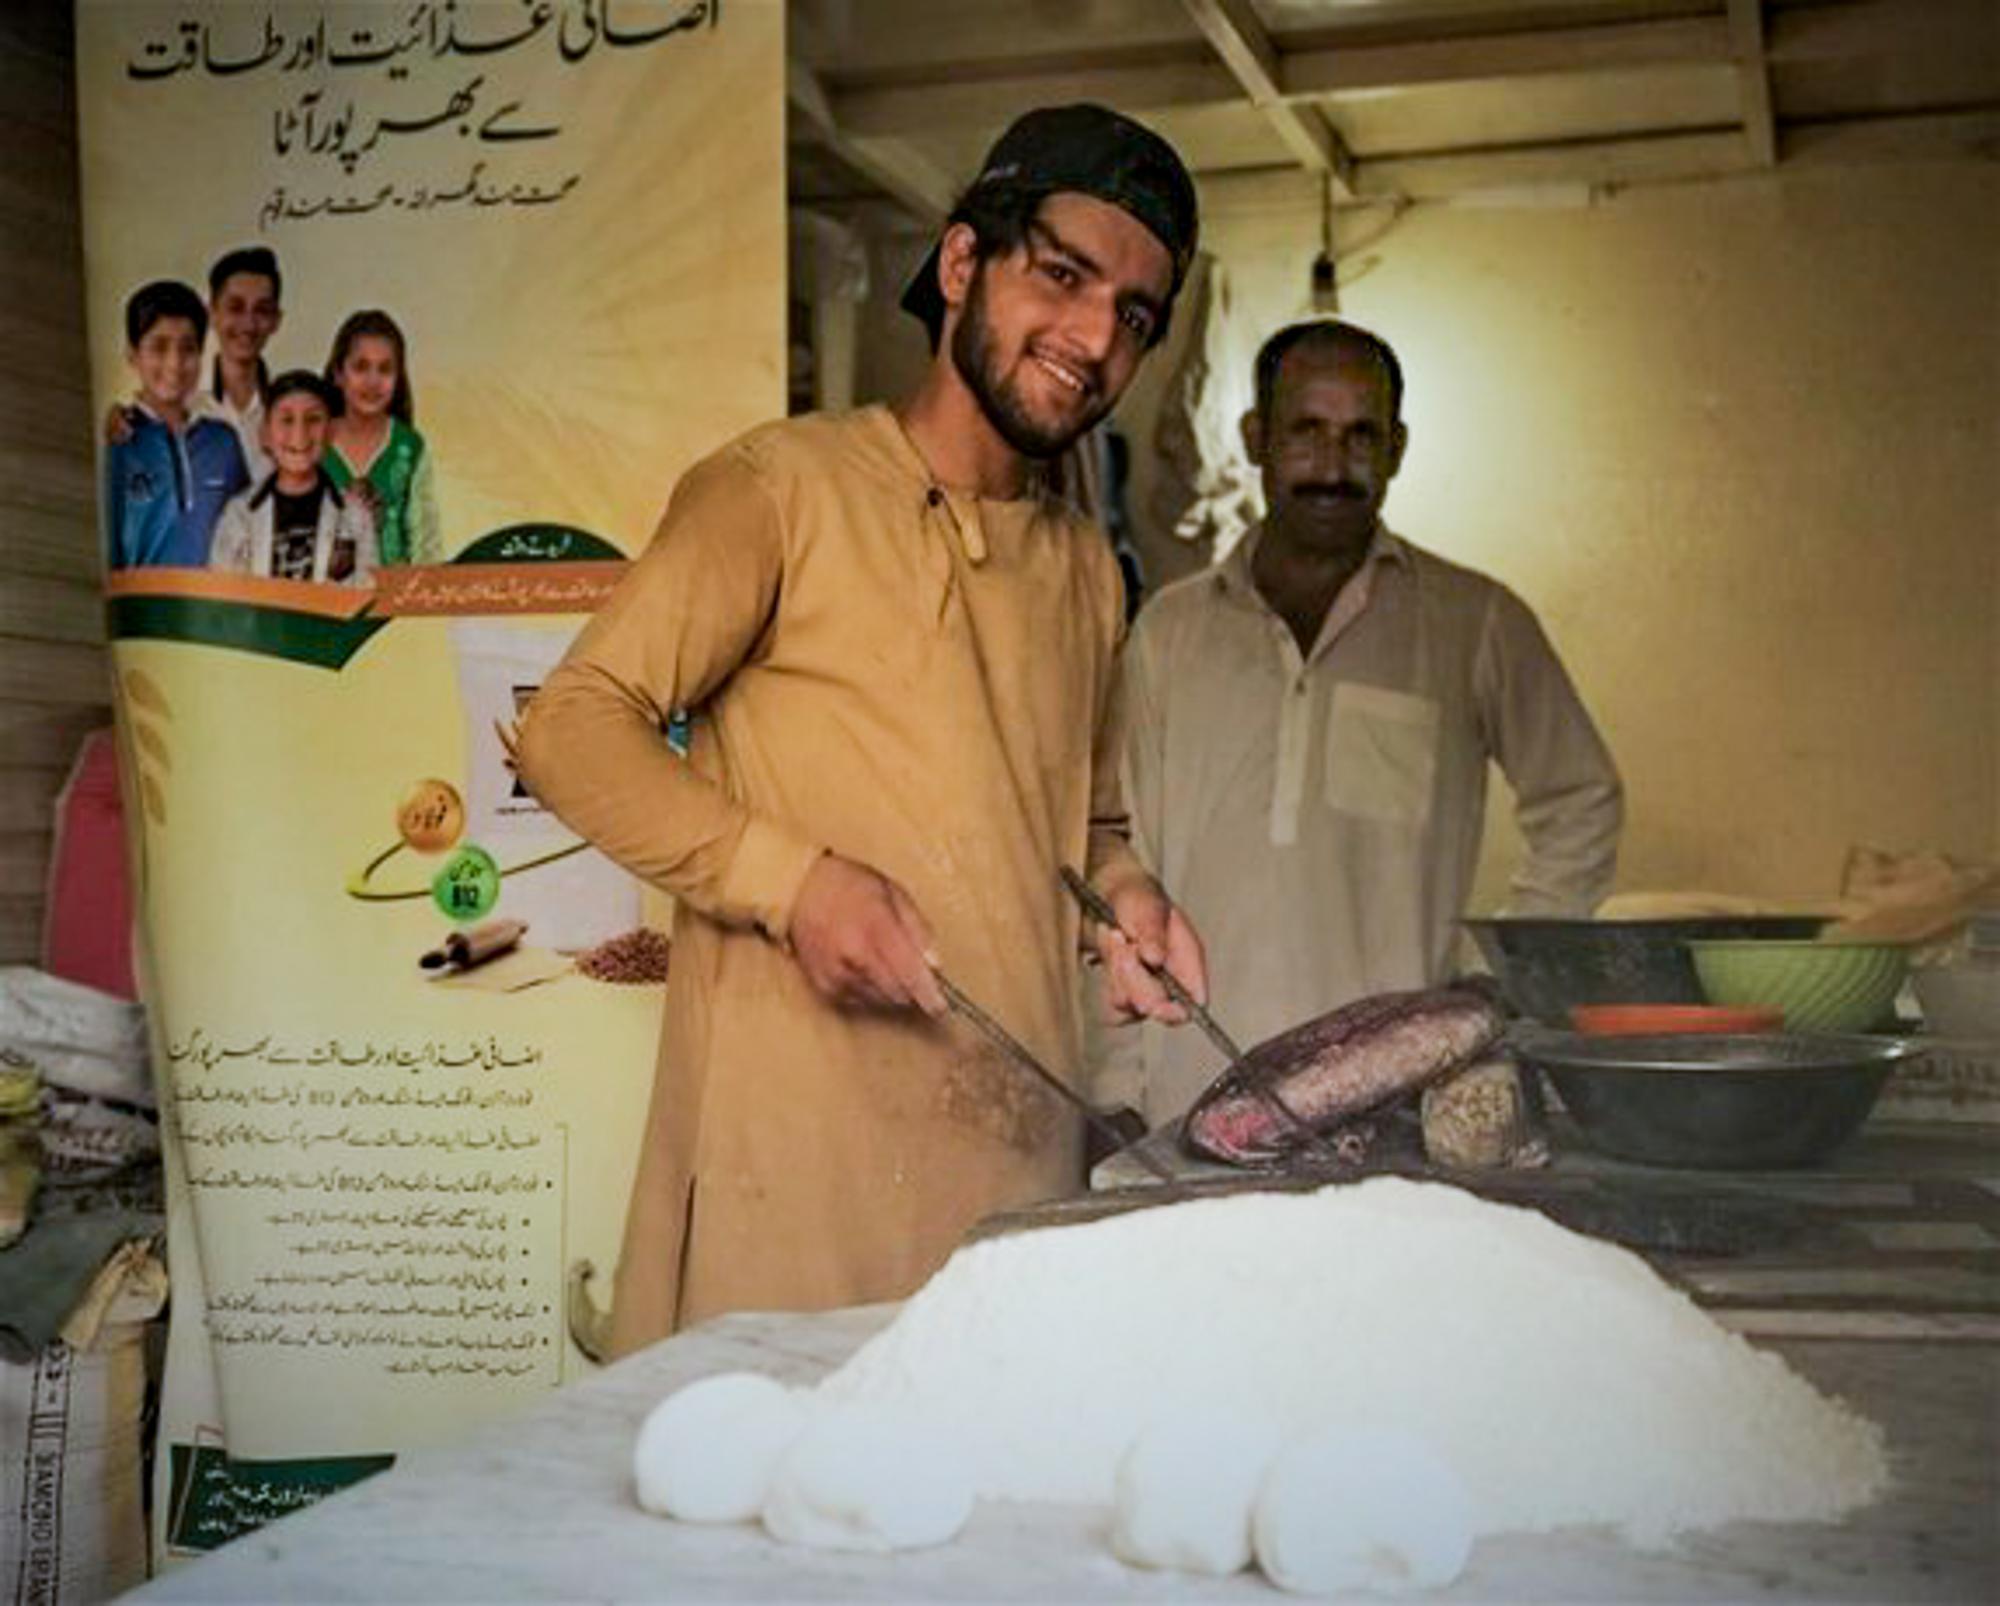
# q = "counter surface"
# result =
<box><xmin>131</xmin><ymin>1283</ymin><xmax>1997</xmax><ymax>1601</ymax></box>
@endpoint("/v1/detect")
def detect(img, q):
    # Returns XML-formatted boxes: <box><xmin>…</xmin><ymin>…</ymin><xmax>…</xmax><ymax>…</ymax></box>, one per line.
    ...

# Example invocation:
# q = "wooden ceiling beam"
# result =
<box><xmin>829</xmin><ymin>0</ymin><xmax>1988</xmax><ymax>139</ymax></box>
<box><xmin>1728</xmin><ymin>0</ymin><xmax>1778</xmax><ymax>167</ymax></box>
<box><xmin>834</xmin><ymin>59</ymin><xmax>1237</xmax><ymax>140</ymax></box>
<box><xmin>1178</xmin><ymin>0</ymin><xmax>1357</xmax><ymax>197</ymax></box>
<box><xmin>1781</xmin><ymin>105</ymin><xmax>2000</xmax><ymax>164</ymax></box>
<box><xmin>1344</xmin><ymin>103</ymin><xmax>2000</xmax><ymax>201</ymax></box>
<box><xmin>1767</xmin><ymin>0</ymin><xmax>1999</xmax><ymax>64</ymax></box>
<box><xmin>808</xmin><ymin>0</ymin><xmax>1994</xmax><ymax>207</ymax></box>
<box><xmin>1280</xmin><ymin>16</ymin><xmax>1731</xmax><ymax>97</ymax></box>
<box><xmin>788</xmin><ymin>56</ymin><xmax>953</xmax><ymax>223</ymax></box>
<box><xmin>1351</xmin><ymin>127</ymin><xmax>1748</xmax><ymax>200</ymax></box>
<box><xmin>834</xmin><ymin>15</ymin><xmax>1739</xmax><ymax>138</ymax></box>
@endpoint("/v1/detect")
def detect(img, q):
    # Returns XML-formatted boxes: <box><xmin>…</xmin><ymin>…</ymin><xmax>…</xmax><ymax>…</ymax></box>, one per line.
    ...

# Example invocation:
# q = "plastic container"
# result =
<box><xmin>1570</xmin><ymin>1003</ymin><xmax>1784</xmax><ymax>1037</ymax></box>
<box><xmin>1461</xmin><ymin>916</ymin><xmax>1823</xmax><ymax>1029</ymax></box>
<box><xmin>1912</xmin><ymin>962</ymin><xmax>2000</xmax><ymax>1040</ymax></box>
<box><xmin>1687</xmin><ymin>939</ymin><xmax>1908</xmax><ymax>1032</ymax></box>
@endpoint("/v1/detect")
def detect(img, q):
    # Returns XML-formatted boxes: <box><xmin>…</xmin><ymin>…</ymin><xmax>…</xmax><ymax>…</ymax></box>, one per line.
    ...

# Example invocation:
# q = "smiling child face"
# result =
<box><xmin>335</xmin><ymin>334</ymin><xmax>400</xmax><ymax>421</ymax></box>
<box><xmin>264</xmin><ymin>390</ymin><xmax>330</xmax><ymax>489</ymax></box>
<box><xmin>129</xmin><ymin>316</ymin><xmax>202</xmax><ymax>416</ymax></box>
<box><xmin>211</xmin><ymin>271</ymin><xmax>282</xmax><ymax>368</ymax></box>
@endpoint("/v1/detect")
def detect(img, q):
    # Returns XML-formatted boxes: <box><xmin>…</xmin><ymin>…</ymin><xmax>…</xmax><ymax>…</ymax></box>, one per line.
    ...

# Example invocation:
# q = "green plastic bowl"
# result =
<box><xmin>1686</xmin><ymin>939</ymin><xmax>1909</xmax><ymax>1031</ymax></box>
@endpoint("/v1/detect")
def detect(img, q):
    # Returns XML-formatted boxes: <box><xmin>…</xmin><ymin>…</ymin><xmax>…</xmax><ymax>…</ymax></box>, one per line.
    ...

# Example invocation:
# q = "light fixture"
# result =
<box><xmin>1308</xmin><ymin>173</ymin><xmax>1338</xmax><ymax>313</ymax></box>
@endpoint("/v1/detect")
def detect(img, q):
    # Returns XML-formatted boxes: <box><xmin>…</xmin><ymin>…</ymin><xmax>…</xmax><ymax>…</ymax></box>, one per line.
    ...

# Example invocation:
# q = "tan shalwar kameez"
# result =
<box><xmin>516</xmin><ymin>406</ymin><xmax>1140</xmax><ymax>1356</ymax></box>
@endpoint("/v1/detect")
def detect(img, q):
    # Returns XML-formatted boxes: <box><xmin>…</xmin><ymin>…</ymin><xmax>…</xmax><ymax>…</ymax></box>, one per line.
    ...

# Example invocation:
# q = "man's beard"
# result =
<box><xmin>950</xmin><ymin>268</ymin><xmax>1109</xmax><ymax>461</ymax></box>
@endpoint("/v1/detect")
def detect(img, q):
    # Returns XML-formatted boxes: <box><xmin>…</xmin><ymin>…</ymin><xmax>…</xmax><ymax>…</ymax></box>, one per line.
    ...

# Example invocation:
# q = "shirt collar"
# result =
<box><xmin>131</xmin><ymin>398</ymin><xmax>187</xmax><ymax>431</ymax></box>
<box><xmin>209</xmin><ymin>358</ymin><xmax>269</xmax><ymax>404</ymax></box>
<box><xmin>1212</xmin><ymin>521</ymin><xmax>1408</xmax><ymax>606</ymax></box>
<box><xmin>190</xmin><ymin>388</ymin><xmax>259</xmax><ymax>427</ymax></box>
<box><xmin>251</xmin><ymin>467</ymin><xmax>340</xmax><ymax>510</ymax></box>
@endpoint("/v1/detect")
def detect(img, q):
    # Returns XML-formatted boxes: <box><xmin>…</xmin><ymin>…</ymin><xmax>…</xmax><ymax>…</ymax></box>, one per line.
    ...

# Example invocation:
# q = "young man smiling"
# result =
<box><xmin>518</xmin><ymin>105</ymin><xmax>1209</xmax><ymax>1354</ymax></box>
<box><xmin>199</xmin><ymin>246</ymin><xmax>284</xmax><ymax>479</ymax></box>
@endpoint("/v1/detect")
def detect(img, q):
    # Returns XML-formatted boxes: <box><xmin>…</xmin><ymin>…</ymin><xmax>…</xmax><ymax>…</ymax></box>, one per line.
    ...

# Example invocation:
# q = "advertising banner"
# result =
<box><xmin>72</xmin><ymin>0</ymin><xmax>781</xmax><ymax>1557</ymax></box>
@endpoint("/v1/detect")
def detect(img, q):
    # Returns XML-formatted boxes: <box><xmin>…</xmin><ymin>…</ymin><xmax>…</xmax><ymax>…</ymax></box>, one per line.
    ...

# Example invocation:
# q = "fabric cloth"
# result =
<box><xmin>1149</xmin><ymin>253</ymin><xmax>1259</xmax><ymax>562</ymax></box>
<box><xmin>209</xmin><ymin>469</ymin><xmax>377</xmax><ymax>586</ymax></box>
<box><xmin>516</xmin><ymin>404</ymin><xmax>1141</xmax><ymax>1355</ymax></box>
<box><xmin>0</xmin><ymin>1122</ymin><xmax>34</xmax><ymax>1251</ymax></box>
<box><xmin>0</xmin><ymin>1210</ymin><xmax>157</xmax><ymax>1361</ymax></box>
<box><xmin>324</xmin><ymin>416</ymin><xmax>440</xmax><ymax>565</ymax></box>
<box><xmin>41</xmin><ymin>731</ymin><xmax>136</xmax><ymax>1001</ymax></box>
<box><xmin>1109</xmin><ymin>524</ymin><xmax>1622</xmax><ymax>1123</ymax></box>
<box><xmin>0</xmin><ymin>968</ymin><xmax>152</xmax><ymax>1110</ymax></box>
<box><xmin>104</xmin><ymin>407</ymin><xmax>248</xmax><ymax>569</ymax></box>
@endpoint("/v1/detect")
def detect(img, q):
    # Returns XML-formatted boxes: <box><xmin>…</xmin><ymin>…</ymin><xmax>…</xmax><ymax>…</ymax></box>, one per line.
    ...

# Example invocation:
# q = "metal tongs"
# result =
<box><xmin>1059</xmin><ymin>866</ymin><xmax>1341</xmax><ymax>1167</ymax></box>
<box><xmin>932</xmin><ymin>972</ymin><xmax>1177</xmax><ymax>1184</ymax></box>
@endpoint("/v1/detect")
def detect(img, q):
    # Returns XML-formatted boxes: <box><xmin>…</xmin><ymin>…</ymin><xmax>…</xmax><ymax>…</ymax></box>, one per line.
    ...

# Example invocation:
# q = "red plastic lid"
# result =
<box><xmin>1570</xmin><ymin>1003</ymin><xmax>1785</xmax><ymax>1036</ymax></box>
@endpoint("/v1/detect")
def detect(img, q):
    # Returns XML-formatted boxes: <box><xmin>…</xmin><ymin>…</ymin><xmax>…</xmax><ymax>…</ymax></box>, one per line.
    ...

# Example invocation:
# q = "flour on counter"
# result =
<box><xmin>814</xmin><ymin>1178</ymin><xmax>1888</xmax><ymax>1543</ymax></box>
<box><xmin>1254</xmin><ymin>1425</ymin><xmax>1473</xmax><ymax>1595</ymax></box>
<box><xmin>632</xmin><ymin>1372</ymin><xmax>807</xmax><ymax>1524</ymax></box>
<box><xmin>761</xmin><ymin>1405</ymin><xmax>974</xmax><ymax>1553</ymax></box>
<box><xmin>1112</xmin><ymin>1410</ymin><xmax>1283</xmax><ymax>1575</ymax></box>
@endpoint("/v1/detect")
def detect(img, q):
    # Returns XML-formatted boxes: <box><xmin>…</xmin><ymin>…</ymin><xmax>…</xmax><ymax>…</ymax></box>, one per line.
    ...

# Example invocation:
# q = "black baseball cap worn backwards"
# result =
<box><xmin>900</xmin><ymin>103</ymin><xmax>1200</xmax><ymax>340</ymax></box>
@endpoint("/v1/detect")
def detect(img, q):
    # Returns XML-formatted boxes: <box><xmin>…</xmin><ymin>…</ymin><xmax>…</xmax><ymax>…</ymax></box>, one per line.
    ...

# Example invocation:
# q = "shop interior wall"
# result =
<box><xmin>0</xmin><ymin>0</ymin><xmax>107</xmax><ymax>965</ymax></box>
<box><xmin>7</xmin><ymin>17</ymin><xmax>1995</xmax><ymax>952</ymax></box>
<box><xmin>857</xmin><ymin>156</ymin><xmax>2000</xmax><ymax>909</ymax></box>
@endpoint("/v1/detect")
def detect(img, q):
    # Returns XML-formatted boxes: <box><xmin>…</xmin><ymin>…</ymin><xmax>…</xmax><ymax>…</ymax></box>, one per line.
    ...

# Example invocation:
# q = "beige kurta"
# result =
<box><xmin>516</xmin><ymin>406</ymin><xmax>1139</xmax><ymax>1355</ymax></box>
<box><xmin>1108</xmin><ymin>525</ymin><xmax>1622</xmax><ymax>1124</ymax></box>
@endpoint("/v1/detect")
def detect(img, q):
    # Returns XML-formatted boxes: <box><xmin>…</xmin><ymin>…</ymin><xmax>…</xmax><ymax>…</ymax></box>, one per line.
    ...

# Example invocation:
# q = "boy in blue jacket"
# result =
<box><xmin>105</xmin><ymin>280</ymin><xmax>248</xmax><ymax>569</ymax></box>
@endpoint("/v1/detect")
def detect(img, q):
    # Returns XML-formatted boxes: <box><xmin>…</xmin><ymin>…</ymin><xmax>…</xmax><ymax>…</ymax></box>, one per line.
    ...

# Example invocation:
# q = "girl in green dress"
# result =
<box><xmin>323</xmin><ymin>309</ymin><xmax>441</xmax><ymax>565</ymax></box>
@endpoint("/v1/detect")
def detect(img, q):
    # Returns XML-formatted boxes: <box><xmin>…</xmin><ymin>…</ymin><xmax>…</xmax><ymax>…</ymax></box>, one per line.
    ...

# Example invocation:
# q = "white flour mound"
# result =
<box><xmin>815</xmin><ymin>1179</ymin><xmax>1888</xmax><ymax>1542</ymax></box>
<box><xmin>761</xmin><ymin>1404</ymin><xmax>975</xmax><ymax>1553</ymax></box>
<box><xmin>633</xmin><ymin>1372</ymin><xmax>808</xmax><ymax>1524</ymax></box>
<box><xmin>1112</xmin><ymin>1409</ymin><xmax>1284</xmax><ymax>1575</ymax></box>
<box><xmin>1254</xmin><ymin>1425</ymin><xmax>1473</xmax><ymax>1594</ymax></box>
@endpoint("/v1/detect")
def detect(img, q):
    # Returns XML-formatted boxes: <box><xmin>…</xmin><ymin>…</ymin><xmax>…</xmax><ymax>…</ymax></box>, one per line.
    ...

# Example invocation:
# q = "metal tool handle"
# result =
<box><xmin>935</xmin><ymin>971</ymin><xmax>1176</xmax><ymax>1184</ymax></box>
<box><xmin>1059</xmin><ymin>865</ymin><xmax>1342</xmax><ymax>1168</ymax></box>
<box><xmin>1061</xmin><ymin>867</ymin><xmax>1244</xmax><ymax>1065</ymax></box>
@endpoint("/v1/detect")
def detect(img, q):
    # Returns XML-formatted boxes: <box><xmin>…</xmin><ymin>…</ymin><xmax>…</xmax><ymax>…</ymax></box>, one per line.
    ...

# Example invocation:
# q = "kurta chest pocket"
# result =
<box><xmin>1324</xmin><ymin>682</ymin><xmax>1440</xmax><ymax>826</ymax></box>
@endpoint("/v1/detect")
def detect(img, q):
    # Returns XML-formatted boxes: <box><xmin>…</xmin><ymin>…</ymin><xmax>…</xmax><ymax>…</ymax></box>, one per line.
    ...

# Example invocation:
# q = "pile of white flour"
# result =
<box><xmin>814</xmin><ymin>1179</ymin><xmax>1887</xmax><ymax>1543</ymax></box>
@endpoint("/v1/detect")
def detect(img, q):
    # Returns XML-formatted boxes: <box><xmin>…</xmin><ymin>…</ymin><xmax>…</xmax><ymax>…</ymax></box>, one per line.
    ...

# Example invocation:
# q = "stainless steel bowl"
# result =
<box><xmin>1510</xmin><ymin>1030</ymin><xmax>1924</xmax><ymax>1170</ymax></box>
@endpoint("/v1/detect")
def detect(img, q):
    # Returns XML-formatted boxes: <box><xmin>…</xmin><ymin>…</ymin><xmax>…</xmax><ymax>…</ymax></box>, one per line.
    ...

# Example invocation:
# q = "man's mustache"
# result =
<box><xmin>1289</xmin><ymin>481</ymin><xmax>1369</xmax><ymax>502</ymax></box>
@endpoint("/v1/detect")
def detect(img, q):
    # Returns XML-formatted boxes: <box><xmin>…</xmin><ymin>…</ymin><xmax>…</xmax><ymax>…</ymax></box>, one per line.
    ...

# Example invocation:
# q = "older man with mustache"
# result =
<box><xmin>1110</xmin><ymin>319</ymin><xmax>1623</xmax><ymax>1125</ymax></box>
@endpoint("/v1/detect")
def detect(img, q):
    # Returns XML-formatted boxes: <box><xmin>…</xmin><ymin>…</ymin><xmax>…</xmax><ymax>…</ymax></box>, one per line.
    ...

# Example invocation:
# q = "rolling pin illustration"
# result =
<box><xmin>420</xmin><ymin>917</ymin><xmax>529</xmax><ymax>974</ymax></box>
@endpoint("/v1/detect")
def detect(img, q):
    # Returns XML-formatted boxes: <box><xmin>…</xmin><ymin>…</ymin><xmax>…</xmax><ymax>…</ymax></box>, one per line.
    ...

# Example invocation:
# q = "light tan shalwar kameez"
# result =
<box><xmin>1107</xmin><ymin>526</ymin><xmax>1623</xmax><ymax>1125</ymax></box>
<box><xmin>516</xmin><ymin>406</ymin><xmax>1140</xmax><ymax>1356</ymax></box>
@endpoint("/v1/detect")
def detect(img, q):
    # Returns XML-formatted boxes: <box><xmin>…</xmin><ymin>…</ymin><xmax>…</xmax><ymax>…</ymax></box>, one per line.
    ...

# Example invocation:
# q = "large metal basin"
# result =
<box><xmin>1512</xmin><ymin>1030</ymin><xmax>1922</xmax><ymax>1169</ymax></box>
<box><xmin>1463</xmin><ymin>916</ymin><xmax>1824</xmax><ymax>1028</ymax></box>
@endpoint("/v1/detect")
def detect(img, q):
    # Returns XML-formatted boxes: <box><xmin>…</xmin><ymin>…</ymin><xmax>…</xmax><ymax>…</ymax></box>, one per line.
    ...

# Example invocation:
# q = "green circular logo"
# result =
<box><xmin>432</xmin><ymin>844</ymin><xmax>501</xmax><ymax>922</ymax></box>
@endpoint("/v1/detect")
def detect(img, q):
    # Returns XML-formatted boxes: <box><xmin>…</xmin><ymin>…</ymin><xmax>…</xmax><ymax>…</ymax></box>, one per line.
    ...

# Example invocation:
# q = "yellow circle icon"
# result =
<box><xmin>396</xmin><ymin>778</ymin><xmax>465</xmax><ymax>854</ymax></box>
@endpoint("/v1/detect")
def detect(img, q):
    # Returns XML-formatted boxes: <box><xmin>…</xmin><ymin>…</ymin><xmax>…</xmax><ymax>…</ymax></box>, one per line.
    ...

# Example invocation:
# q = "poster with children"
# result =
<box><xmin>72</xmin><ymin>0</ymin><xmax>782</xmax><ymax>1561</ymax></box>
